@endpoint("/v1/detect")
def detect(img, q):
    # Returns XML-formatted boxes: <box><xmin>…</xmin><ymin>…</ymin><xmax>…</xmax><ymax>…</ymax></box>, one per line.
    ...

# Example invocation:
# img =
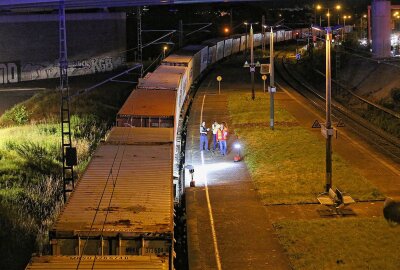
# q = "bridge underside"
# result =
<box><xmin>1</xmin><ymin>0</ymin><xmax>267</xmax><ymax>12</ymax></box>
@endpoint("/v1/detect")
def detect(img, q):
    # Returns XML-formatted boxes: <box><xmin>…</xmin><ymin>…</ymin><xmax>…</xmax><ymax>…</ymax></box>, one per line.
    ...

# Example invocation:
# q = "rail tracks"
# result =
<box><xmin>275</xmin><ymin>50</ymin><xmax>400</xmax><ymax>164</ymax></box>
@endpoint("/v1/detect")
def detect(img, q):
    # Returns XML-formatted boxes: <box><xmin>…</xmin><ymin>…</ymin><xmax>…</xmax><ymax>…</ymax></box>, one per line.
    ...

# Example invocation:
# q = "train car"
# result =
<box><xmin>231</xmin><ymin>35</ymin><xmax>241</xmax><ymax>54</ymax></box>
<box><xmin>162</xmin><ymin>45</ymin><xmax>207</xmax><ymax>87</ymax></box>
<box><xmin>116</xmin><ymin>90</ymin><xmax>177</xmax><ymax>128</ymax></box>
<box><xmin>285</xmin><ymin>30</ymin><xmax>292</xmax><ymax>41</ymax></box>
<box><xmin>265</xmin><ymin>31</ymin><xmax>270</xmax><ymax>45</ymax></box>
<box><xmin>26</xmin><ymin>255</ymin><xmax>169</xmax><ymax>270</ymax></box>
<box><xmin>180</xmin><ymin>45</ymin><xmax>208</xmax><ymax>77</ymax></box>
<box><xmin>254</xmin><ymin>33</ymin><xmax>262</xmax><ymax>47</ymax></box>
<box><xmin>276</xmin><ymin>30</ymin><xmax>285</xmax><ymax>42</ymax></box>
<box><xmin>202</xmin><ymin>39</ymin><xmax>217</xmax><ymax>65</ymax></box>
<box><xmin>49</xmin><ymin>127</ymin><xmax>175</xmax><ymax>268</ymax></box>
<box><xmin>239</xmin><ymin>34</ymin><xmax>247</xmax><ymax>52</ymax></box>
<box><xmin>151</xmin><ymin>65</ymin><xmax>189</xmax><ymax>97</ymax></box>
<box><xmin>216</xmin><ymin>39</ymin><xmax>225</xmax><ymax>61</ymax></box>
<box><xmin>223</xmin><ymin>38</ymin><xmax>233</xmax><ymax>57</ymax></box>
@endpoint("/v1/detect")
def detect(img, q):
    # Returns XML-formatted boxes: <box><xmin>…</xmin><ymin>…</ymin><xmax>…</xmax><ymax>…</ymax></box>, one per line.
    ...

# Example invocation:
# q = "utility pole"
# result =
<box><xmin>269</xmin><ymin>27</ymin><xmax>276</xmax><ymax>130</ymax></box>
<box><xmin>325</xmin><ymin>29</ymin><xmax>333</xmax><ymax>192</ymax></box>
<box><xmin>250</xmin><ymin>24</ymin><xmax>255</xmax><ymax>100</ymax></box>
<box><xmin>137</xmin><ymin>6</ymin><xmax>143</xmax><ymax>78</ymax></box>
<box><xmin>59</xmin><ymin>0</ymin><xmax>76</xmax><ymax>202</ymax></box>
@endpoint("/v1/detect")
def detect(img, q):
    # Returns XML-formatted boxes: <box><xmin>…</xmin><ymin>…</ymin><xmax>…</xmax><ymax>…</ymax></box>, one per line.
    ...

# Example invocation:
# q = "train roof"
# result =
<box><xmin>153</xmin><ymin>65</ymin><xmax>187</xmax><ymax>75</ymax></box>
<box><xmin>180</xmin><ymin>44</ymin><xmax>208</xmax><ymax>53</ymax></box>
<box><xmin>202</xmin><ymin>37</ymin><xmax>226</xmax><ymax>45</ymax></box>
<box><xmin>118</xmin><ymin>89</ymin><xmax>176</xmax><ymax>117</ymax></box>
<box><xmin>106</xmin><ymin>127</ymin><xmax>174</xmax><ymax>145</ymax></box>
<box><xmin>51</xmin><ymin>142</ymin><xmax>173</xmax><ymax>237</ymax></box>
<box><xmin>25</xmin><ymin>256</ymin><xmax>168</xmax><ymax>270</ymax></box>
<box><xmin>161</xmin><ymin>54</ymin><xmax>193</xmax><ymax>65</ymax></box>
<box><xmin>137</xmin><ymin>71</ymin><xmax>183</xmax><ymax>90</ymax></box>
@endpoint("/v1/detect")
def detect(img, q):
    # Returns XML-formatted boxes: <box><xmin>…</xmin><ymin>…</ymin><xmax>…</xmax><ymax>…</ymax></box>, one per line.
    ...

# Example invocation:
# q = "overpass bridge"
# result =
<box><xmin>0</xmin><ymin>0</ymin><xmax>265</xmax><ymax>11</ymax></box>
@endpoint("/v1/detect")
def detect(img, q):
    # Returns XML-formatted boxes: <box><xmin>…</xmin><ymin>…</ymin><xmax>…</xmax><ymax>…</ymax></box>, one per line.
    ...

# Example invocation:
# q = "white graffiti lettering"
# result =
<box><xmin>0</xmin><ymin>62</ymin><xmax>19</xmax><ymax>84</ymax></box>
<box><xmin>19</xmin><ymin>55</ymin><xmax>126</xmax><ymax>82</ymax></box>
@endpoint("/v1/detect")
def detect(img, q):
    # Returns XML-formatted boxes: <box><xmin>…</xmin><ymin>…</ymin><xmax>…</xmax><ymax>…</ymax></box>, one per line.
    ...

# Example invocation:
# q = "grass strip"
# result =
<box><xmin>274</xmin><ymin>217</ymin><xmax>400</xmax><ymax>270</ymax></box>
<box><xmin>227</xmin><ymin>90</ymin><xmax>382</xmax><ymax>204</ymax></box>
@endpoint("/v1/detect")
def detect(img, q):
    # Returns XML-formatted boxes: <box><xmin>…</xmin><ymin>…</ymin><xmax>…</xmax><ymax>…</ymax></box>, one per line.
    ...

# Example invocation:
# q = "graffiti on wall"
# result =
<box><xmin>21</xmin><ymin>55</ymin><xmax>126</xmax><ymax>81</ymax></box>
<box><xmin>0</xmin><ymin>62</ymin><xmax>20</xmax><ymax>84</ymax></box>
<box><xmin>0</xmin><ymin>55</ymin><xmax>126</xmax><ymax>84</ymax></box>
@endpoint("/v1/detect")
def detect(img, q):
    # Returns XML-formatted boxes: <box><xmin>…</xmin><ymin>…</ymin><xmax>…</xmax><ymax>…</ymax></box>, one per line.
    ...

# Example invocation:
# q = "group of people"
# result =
<box><xmin>199</xmin><ymin>120</ymin><xmax>228</xmax><ymax>156</ymax></box>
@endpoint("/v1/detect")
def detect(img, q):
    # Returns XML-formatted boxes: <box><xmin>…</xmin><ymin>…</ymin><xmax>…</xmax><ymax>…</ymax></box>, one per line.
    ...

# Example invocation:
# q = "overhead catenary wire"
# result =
<box><xmin>75</xmin><ymin>128</ymin><xmax>130</xmax><ymax>269</ymax></box>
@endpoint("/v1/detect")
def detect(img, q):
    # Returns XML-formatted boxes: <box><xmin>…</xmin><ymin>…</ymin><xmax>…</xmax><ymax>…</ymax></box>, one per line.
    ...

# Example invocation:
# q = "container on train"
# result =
<box><xmin>49</xmin><ymin>129</ymin><xmax>174</xmax><ymax>266</ymax></box>
<box><xmin>223</xmin><ymin>38</ymin><xmax>233</xmax><ymax>57</ymax></box>
<box><xmin>116</xmin><ymin>89</ymin><xmax>177</xmax><ymax>128</ymax></box>
<box><xmin>203</xmin><ymin>38</ymin><xmax>225</xmax><ymax>62</ymax></box>
<box><xmin>254</xmin><ymin>33</ymin><xmax>262</xmax><ymax>47</ymax></box>
<box><xmin>25</xmin><ymin>255</ymin><xmax>169</xmax><ymax>270</ymax></box>
<box><xmin>137</xmin><ymin>70</ymin><xmax>184</xmax><ymax>91</ymax></box>
<box><xmin>162</xmin><ymin>45</ymin><xmax>208</xmax><ymax>86</ymax></box>
<box><xmin>239</xmin><ymin>34</ymin><xmax>247</xmax><ymax>52</ymax></box>
<box><xmin>231</xmin><ymin>35</ymin><xmax>241</xmax><ymax>54</ymax></box>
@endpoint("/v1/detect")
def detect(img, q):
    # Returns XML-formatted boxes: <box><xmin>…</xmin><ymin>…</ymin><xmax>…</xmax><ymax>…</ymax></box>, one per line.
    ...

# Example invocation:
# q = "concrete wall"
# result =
<box><xmin>0</xmin><ymin>12</ymin><xmax>126</xmax><ymax>84</ymax></box>
<box><xmin>371</xmin><ymin>0</ymin><xmax>391</xmax><ymax>58</ymax></box>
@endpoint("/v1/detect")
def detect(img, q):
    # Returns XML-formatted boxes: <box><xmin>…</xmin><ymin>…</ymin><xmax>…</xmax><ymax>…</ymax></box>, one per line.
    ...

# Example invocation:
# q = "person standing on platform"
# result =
<box><xmin>199</xmin><ymin>121</ymin><xmax>210</xmax><ymax>151</ymax></box>
<box><xmin>217</xmin><ymin>122</ymin><xmax>228</xmax><ymax>156</ymax></box>
<box><xmin>211</xmin><ymin>120</ymin><xmax>220</xmax><ymax>151</ymax></box>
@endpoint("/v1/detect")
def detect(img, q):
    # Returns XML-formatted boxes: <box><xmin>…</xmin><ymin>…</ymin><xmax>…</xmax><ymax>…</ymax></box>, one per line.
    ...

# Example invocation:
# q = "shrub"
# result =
<box><xmin>2</xmin><ymin>105</ymin><xmax>30</xmax><ymax>126</ymax></box>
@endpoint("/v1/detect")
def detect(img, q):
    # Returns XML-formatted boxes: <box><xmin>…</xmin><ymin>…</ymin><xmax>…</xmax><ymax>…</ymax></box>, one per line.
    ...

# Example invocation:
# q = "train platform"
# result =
<box><xmin>184</xmin><ymin>54</ymin><xmax>400</xmax><ymax>269</ymax></box>
<box><xmin>184</xmin><ymin>70</ymin><xmax>291</xmax><ymax>269</ymax></box>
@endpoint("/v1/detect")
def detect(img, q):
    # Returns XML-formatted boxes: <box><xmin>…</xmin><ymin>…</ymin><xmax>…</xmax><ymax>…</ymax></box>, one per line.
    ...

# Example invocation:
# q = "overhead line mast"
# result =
<box><xmin>137</xmin><ymin>6</ymin><xmax>144</xmax><ymax>78</ymax></box>
<box><xmin>59</xmin><ymin>0</ymin><xmax>77</xmax><ymax>202</ymax></box>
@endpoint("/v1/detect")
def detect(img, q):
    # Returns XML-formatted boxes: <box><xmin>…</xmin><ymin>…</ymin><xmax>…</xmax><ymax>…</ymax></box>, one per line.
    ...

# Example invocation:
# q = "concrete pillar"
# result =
<box><xmin>371</xmin><ymin>0</ymin><xmax>392</xmax><ymax>58</ymax></box>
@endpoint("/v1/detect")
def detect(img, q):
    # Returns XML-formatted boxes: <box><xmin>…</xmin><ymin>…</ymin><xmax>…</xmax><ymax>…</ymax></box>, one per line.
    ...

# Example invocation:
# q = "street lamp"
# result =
<box><xmin>361</xmin><ymin>14</ymin><xmax>367</xmax><ymax>39</ymax></box>
<box><xmin>163</xmin><ymin>45</ymin><xmax>168</xmax><ymax>59</ymax></box>
<box><xmin>316</xmin><ymin>4</ymin><xmax>322</xmax><ymax>26</ymax></box>
<box><xmin>343</xmin><ymin>15</ymin><xmax>351</xmax><ymax>41</ymax></box>
<box><xmin>335</xmin><ymin>4</ymin><xmax>341</xmax><ymax>25</ymax></box>
<box><xmin>262</xmin><ymin>24</ymin><xmax>277</xmax><ymax>130</ymax></box>
<box><xmin>243</xmin><ymin>22</ymin><xmax>260</xmax><ymax>100</ymax></box>
<box><xmin>224</xmin><ymin>27</ymin><xmax>230</xmax><ymax>35</ymax></box>
<box><xmin>320</xmin><ymin>4</ymin><xmax>342</xmax><ymax>27</ymax></box>
<box><xmin>312</xmin><ymin>24</ymin><xmax>342</xmax><ymax>192</ymax></box>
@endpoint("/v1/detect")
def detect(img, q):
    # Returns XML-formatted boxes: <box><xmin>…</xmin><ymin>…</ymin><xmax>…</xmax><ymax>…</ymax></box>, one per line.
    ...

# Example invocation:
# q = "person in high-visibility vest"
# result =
<box><xmin>217</xmin><ymin>122</ymin><xmax>228</xmax><ymax>156</ymax></box>
<box><xmin>211</xmin><ymin>120</ymin><xmax>220</xmax><ymax>151</ymax></box>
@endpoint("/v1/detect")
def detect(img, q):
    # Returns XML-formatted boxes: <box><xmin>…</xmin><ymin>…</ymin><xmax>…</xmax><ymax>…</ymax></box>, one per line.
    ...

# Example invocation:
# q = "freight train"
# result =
<box><xmin>25</xmin><ymin>27</ymin><xmax>311</xmax><ymax>269</ymax></box>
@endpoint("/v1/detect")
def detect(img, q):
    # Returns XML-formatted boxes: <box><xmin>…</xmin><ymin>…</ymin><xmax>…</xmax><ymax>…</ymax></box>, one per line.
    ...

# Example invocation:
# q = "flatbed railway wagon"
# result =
<box><xmin>48</xmin><ymin>126</ymin><xmax>175</xmax><ymax>269</ymax></box>
<box><xmin>26</xmin><ymin>255</ymin><xmax>169</xmax><ymax>270</ymax></box>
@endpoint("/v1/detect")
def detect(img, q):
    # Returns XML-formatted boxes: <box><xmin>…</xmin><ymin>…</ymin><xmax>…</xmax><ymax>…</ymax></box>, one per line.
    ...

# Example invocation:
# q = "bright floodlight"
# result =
<box><xmin>316</xmin><ymin>4</ymin><xmax>322</xmax><ymax>10</ymax></box>
<box><xmin>234</xmin><ymin>143</ymin><xmax>241</xmax><ymax>149</ymax></box>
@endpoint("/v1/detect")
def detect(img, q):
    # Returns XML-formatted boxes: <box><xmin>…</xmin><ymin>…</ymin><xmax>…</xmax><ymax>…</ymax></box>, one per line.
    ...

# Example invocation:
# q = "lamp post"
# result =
<box><xmin>312</xmin><ymin>24</ymin><xmax>342</xmax><ymax>192</ymax></box>
<box><xmin>269</xmin><ymin>27</ymin><xmax>276</xmax><ymax>130</ymax></box>
<box><xmin>320</xmin><ymin>4</ymin><xmax>341</xmax><ymax>27</ymax></box>
<box><xmin>244</xmin><ymin>22</ymin><xmax>248</xmax><ymax>59</ymax></box>
<box><xmin>243</xmin><ymin>22</ymin><xmax>260</xmax><ymax>100</ymax></box>
<box><xmin>316</xmin><ymin>4</ymin><xmax>322</xmax><ymax>26</ymax></box>
<box><xmin>343</xmin><ymin>15</ymin><xmax>351</xmax><ymax>41</ymax></box>
<box><xmin>163</xmin><ymin>46</ymin><xmax>168</xmax><ymax>59</ymax></box>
